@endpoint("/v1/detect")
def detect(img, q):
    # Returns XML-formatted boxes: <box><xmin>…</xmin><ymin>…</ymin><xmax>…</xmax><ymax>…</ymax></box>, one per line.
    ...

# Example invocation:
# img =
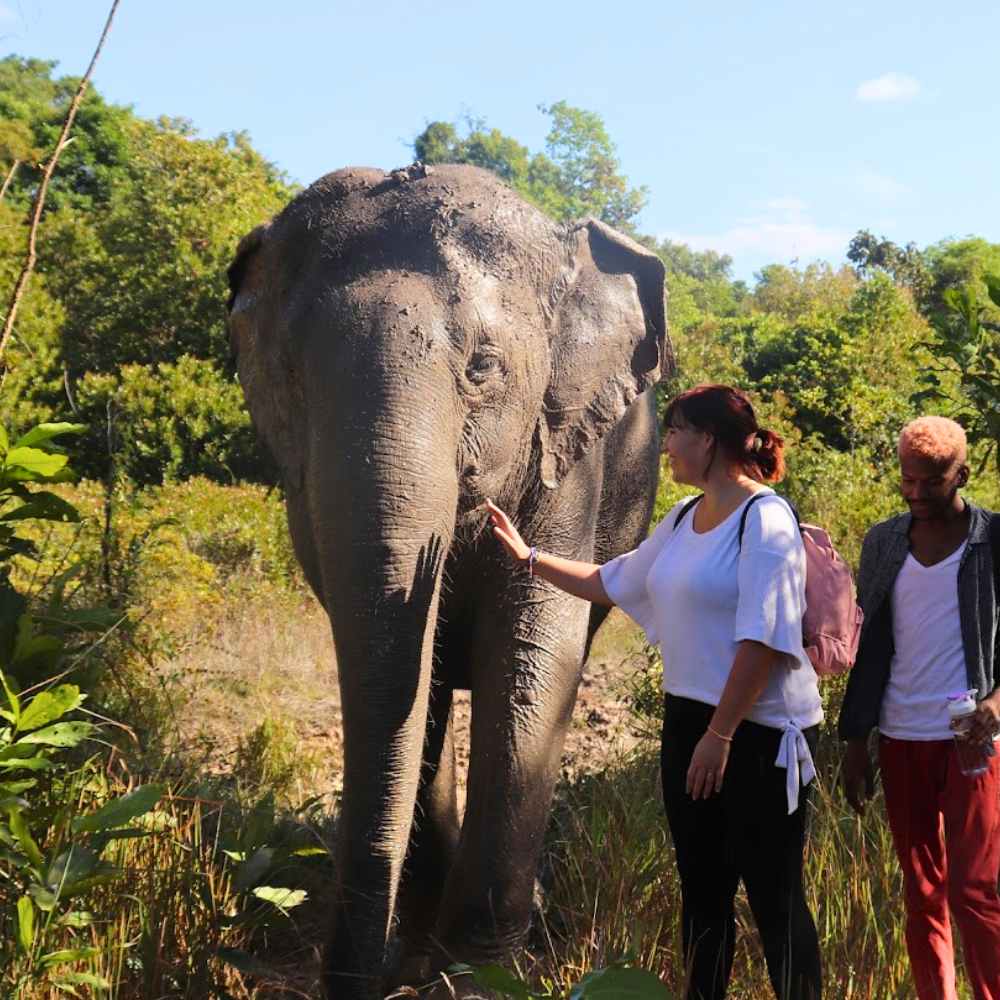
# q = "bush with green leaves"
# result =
<box><xmin>0</xmin><ymin>421</ymin><xmax>165</xmax><ymax>995</ymax></box>
<box><xmin>71</xmin><ymin>354</ymin><xmax>269</xmax><ymax>485</ymax></box>
<box><xmin>916</xmin><ymin>273</ymin><xmax>1000</xmax><ymax>477</ymax></box>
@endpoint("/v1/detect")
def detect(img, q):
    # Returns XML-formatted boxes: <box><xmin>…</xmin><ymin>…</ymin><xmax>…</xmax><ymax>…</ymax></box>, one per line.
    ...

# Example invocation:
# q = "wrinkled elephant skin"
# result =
<box><xmin>226</xmin><ymin>164</ymin><xmax>673</xmax><ymax>999</ymax></box>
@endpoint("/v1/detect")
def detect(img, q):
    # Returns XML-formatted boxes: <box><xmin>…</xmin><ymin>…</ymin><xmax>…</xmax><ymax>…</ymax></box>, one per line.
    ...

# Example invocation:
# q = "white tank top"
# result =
<box><xmin>879</xmin><ymin>544</ymin><xmax>968</xmax><ymax>740</ymax></box>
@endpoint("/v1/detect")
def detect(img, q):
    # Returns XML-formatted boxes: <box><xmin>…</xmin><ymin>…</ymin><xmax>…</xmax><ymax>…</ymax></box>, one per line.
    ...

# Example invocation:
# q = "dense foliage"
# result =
<box><xmin>2</xmin><ymin>53</ymin><xmax>999</xmax><ymax>995</ymax></box>
<box><xmin>1</xmin><ymin>57</ymin><xmax>292</xmax><ymax>484</ymax></box>
<box><xmin>2</xmin><ymin>56</ymin><xmax>998</xmax><ymax>501</ymax></box>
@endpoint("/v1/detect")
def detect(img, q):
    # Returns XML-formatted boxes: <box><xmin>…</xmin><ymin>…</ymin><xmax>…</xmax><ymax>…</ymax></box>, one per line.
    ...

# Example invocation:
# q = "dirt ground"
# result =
<box><xmin>168</xmin><ymin>594</ymin><xmax>650</xmax><ymax>809</ymax></box>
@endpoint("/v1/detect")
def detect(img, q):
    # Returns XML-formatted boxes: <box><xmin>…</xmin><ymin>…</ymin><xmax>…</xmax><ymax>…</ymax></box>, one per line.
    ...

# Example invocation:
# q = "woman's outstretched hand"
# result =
<box><xmin>486</xmin><ymin>499</ymin><xmax>531</xmax><ymax>564</ymax></box>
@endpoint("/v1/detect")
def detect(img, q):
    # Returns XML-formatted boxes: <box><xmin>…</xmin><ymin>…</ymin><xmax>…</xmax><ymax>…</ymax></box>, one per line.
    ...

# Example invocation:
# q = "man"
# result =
<box><xmin>840</xmin><ymin>415</ymin><xmax>1000</xmax><ymax>1000</ymax></box>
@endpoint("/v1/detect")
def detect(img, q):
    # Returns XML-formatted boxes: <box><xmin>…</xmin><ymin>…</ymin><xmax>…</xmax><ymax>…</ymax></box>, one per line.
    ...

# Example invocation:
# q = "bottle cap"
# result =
<box><xmin>947</xmin><ymin>690</ymin><xmax>977</xmax><ymax>718</ymax></box>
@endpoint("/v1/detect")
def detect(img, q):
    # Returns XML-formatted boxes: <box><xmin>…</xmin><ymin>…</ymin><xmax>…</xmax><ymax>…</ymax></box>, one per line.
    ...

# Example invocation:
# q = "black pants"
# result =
<box><xmin>660</xmin><ymin>694</ymin><xmax>822</xmax><ymax>1000</ymax></box>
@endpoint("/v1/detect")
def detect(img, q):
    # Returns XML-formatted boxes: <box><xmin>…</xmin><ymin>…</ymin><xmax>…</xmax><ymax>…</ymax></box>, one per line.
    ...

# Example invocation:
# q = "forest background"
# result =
<box><xmin>1</xmin><ymin>52</ymin><xmax>1000</xmax><ymax>999</ymax></box>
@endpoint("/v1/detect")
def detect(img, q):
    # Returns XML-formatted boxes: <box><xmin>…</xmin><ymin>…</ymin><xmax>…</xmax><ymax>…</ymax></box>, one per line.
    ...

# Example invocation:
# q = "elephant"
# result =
<box><xmin>225</xmin><ymin>163</ymin><xmax>673</xmax><ymax>999</ymax></box>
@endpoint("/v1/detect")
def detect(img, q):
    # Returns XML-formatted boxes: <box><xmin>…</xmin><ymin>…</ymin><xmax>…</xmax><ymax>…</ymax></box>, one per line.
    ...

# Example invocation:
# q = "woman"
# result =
<box><xmin>487</xmin><ymin>384</ymin><xmax>822</xmax><ymax>1000</ymax></box>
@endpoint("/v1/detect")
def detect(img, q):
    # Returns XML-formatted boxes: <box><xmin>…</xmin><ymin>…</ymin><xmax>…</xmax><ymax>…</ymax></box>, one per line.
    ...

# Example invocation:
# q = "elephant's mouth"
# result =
<box><xmin>453</xmin><ymin>500</ymin><xmax>494</xmax><ymax>544</ymax></box>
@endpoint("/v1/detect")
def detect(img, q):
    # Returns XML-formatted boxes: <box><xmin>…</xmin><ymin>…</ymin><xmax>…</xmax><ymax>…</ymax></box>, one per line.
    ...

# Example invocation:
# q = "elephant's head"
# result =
<box><xmin>227</xmin><ymin>165</ymin><xmax>671</xmax><ymax>537</ymax></box>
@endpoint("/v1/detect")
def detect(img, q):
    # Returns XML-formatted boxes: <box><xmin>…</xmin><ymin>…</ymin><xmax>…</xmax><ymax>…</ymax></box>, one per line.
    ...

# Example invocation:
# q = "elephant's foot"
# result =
<box><xmin>416</xmin><ymin>970</ymin><xmax>498</xmax><ymax>1000</ymax></box>
<box><xmin>384</xmin><ymin>937</ymin><xmax>433</xmax><ymax>990</ymax></box>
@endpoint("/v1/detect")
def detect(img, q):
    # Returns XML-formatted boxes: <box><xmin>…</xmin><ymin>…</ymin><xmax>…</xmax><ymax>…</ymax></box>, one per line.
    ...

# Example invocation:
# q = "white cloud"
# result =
<box><xmin>855</xmin><ymin>73</ymin><xmax>921</xmax><ymax>103</ymax></box>
<box><xmin>856</xmin><ymin>169</ymin><xmax>909</xmax><ymax>199</ymax></box>
<box><xmin>663</xmin><ymin>198</ymin><xmax>849</xmax><ymax>267</ymax></box>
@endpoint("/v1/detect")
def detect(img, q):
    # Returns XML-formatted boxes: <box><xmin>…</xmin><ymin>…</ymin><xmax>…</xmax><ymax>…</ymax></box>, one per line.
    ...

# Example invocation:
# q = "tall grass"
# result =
<box><xmin>524</xmin><ymin>658</ymin><xmax>972</xmax><ymax>999</ymax></box>
<box><xmin>12</xmin><ymin>479</ymin><xmax>986</xmax><ymax>998</ymax></box>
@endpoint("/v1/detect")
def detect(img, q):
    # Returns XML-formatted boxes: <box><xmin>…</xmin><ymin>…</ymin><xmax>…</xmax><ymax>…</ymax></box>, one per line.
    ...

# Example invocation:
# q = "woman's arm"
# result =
<box><xmin>486</xmin><ymin>500</ymin><xmax>614</xmax><ymax>607</ymax></box>
<box><xmin>686</xmin><ymin>640</ymin><xmax>781</xmax><ymax>799</ymax></box>
<box><xmin>710</xmin><ymin>639</ymin><xmax>781</xmax><ymax>736</ymax></box>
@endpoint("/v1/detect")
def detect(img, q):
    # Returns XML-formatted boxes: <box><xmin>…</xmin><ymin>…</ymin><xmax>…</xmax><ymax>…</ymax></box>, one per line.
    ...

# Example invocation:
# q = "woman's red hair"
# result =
<box><xmin>663</xmin><ymin>384</ymin><xmax>785</xmax><ymax>483</ymax></box>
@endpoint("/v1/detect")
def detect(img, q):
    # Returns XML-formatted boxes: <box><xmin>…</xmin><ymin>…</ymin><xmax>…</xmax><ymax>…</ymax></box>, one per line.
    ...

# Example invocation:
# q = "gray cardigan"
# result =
<box><xmin>838</xmin><ymin>501</ymin><xmax>1000</xmax><ymax>741</ymax></box>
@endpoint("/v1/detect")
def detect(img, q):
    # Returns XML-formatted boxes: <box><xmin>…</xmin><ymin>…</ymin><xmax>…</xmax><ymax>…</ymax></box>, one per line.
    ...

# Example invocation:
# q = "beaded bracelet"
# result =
<box><xmin>527</xmin><ymin>546</ymin><xmax>538</xmax><ymax>577</ymax></box>
<box><xmin>707</xmin><ymin>725</ymin><xmax>733</xmax><ymax>743</ymax></box>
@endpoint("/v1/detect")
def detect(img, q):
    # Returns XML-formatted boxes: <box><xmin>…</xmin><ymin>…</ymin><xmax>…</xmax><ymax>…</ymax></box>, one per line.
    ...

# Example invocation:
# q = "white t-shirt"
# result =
<box><xmin>599</xmin><ymin>492</ymin><xmax>823</xmax><ymax>812</ymax></box>
<box><xmin>879</xmin><ymin>545</ymin><xmax>968</xmax><ymax>741</ymax></box>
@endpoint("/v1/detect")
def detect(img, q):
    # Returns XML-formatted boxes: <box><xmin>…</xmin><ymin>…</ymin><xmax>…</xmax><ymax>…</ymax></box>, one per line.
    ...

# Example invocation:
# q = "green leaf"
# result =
<box><xmin>0</xmin><ymin>669</ymin><xmax>21</xmax><ymax>724</ymax></box>
<box><xmin>52</xmin><ymin>971</ymin><xmax>110</xmax><ymax>989</ymax></box>
<box><xmin>3</xmin><ymin>447</ymin><xmax>69</xmax><ymax>478</ymax></box>
<box><xmin>233</xmin><ymin>845</ymin><xmax>274</xmax><ymax>891</ymax></box>
<box><xmin>8</xmin><ymin>806</ymin><xmax>44</xmax><ymax>869</ymax></box>
<box><xmin>41</xmin><ymin>946</ymin><xmax>101</xmax><ymax>966</ymax></box>
<box><xmin>29</xmin><ymin>883</ymin><xmax>59</xmax><ymax>911</ymax></box>
<box><xmin>569</xmin><ymin>967</ymin><xmax>669</xmax><ymax>999</ymax></box>
<box><xmin>49</xmin><ymin>982</ymin><xmax>81</xmax><ymax>997</ymax></box>
<box><xmin>0</xmin><ymin>741</ymin><xmax>43</xmax><ymax>762</ymax></box>
<box><xmin>0</xmin><ymin>779</ymin><xmax>37</xmax><ymax>794</ymax></box>
<box><xmin>71</xmin><ymin>783</ymin><xmax>164</xmax><ymax>833</ymax></box>
<box><xmin>0</xmin><ymin>423</ymin><xmax>8</xmax><ymax>456</ymax></box>
<box><xmin>0</xmin><ymin>755</ymin><xmax>54</xmax><ymax>771</ymax></box>
<box><xmin>16</xmin><ymin>895</ymin><xmax>34</xmax><ymax>953</ymax></box>
<box><xmin>11</xmin><ymin>424</ymin><xmax>87</xmax><ymax>450</ymax></box>
<box><xmin>18</xmin><ymin>684</ymin><xmax>84</xmax><ymax>732</ymax></box>
<box><xmin>251</xmin><ymin>886</ymin><xmax>307</xmax><ymax>913</ymax></box>
<box><xmin>463</xmin><ymin>963</ymin><xmax>536</xmax><ymax>999</ymax></box>
<box><xmin>0</xmin><ymin>492</ymin><xmax>81</xmax><ymax>524</ymax></box>
<box><xmin>12</xmin><ymin>616</ymin><xmax>64</xmax><ymax>675</ymax></box>
<box><xmin>47</xmin><ymin>845</ymin><xmax>101</xmax><ymax>892</ymax></box>
<box><xmin>57</xmin><ymin>911</ymin><xmax>94</xmax><ymax>927</ymax></box>
<box><xmin>20</xmin><ymin>721</ymin><xmax>95</xmax><ymax>748</ymax></box>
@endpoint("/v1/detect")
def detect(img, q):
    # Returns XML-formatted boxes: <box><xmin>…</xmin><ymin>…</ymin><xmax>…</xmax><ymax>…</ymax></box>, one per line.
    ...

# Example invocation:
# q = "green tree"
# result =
<box><xmin>414</xmin><ymin>102</ymin><xmax>647</xmax><ymax>230</ymax></box>
<box><xmin>41</xmin><ymin>119</ymin><xmax>291</xmax><ymax>377</ymax></box>
<box><xmin>72</xmin><ymin>355</ymin><xmax>264</xmax><ymax>485</ymax></box>
<box><xmin>916</xmin><ymin>275</ymin><xmax>1000</xmax><ymax>476</ymax></box>
<box><xmin>0</xmin><ymin>56</ymin><xmax>132</xmax><ymax>214</ymax></box>
<box><xmin>846</xmin><ymin>229</ymin><xmax>930</xmax><ymax>301</ymax></box>
<box><xmin>740</xmin><ymin>274</ymin><xmax>932</xmax><ymax>456</ymax></box>
<box><xmin>922</xmin><ymin>237</ymin><xmax>1000</xmax><ymax>327</ymax></box>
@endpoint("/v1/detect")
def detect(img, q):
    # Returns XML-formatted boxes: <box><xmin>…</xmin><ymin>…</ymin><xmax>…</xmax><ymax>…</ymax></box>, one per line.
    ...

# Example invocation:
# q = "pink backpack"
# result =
<box><xmin>675</xmin><ymin>494</ymin><xmax>864</xmax><ymax>677</ymax></box>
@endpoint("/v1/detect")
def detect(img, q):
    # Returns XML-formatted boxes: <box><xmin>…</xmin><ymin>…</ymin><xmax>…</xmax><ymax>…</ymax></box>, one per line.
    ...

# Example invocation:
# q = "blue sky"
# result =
<box><xmin>3</xmin><ymin>0</ymin><xmax>998</xmax><ymax>281</ymax></box>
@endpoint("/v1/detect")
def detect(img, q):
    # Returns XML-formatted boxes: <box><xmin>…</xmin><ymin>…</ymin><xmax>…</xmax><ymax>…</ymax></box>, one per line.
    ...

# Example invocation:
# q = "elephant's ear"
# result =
<box><xmin>539</xmin><ymin>218</ymin><xmax>672</xmax><ymax>488</ymax></box>
<box><xmin>227</xmin><ymin>225</ymin><xmax>269</xmax><ymax>323</ymax></box>
<box><xmin>224</xmin><ymin>222</ymin><xmax>305</xmax><ymax>491</ymax></box>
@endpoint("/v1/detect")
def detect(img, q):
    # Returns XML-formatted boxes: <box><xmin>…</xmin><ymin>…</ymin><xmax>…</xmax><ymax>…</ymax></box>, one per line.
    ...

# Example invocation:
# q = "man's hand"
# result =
<box><xmin>969</xmin><ymin>690</ymin><xmax>1000</xmax><ymax>747</ymax></box>
<box><xmin>842</xmin><ymin>738</ymin><xmax>875</xmax><ymax>816</ymax></box>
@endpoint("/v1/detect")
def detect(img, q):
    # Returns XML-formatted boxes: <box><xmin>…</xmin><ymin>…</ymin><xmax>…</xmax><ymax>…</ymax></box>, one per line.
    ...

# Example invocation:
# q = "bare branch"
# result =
<box><xmin>0</xmin><ymin>0</ymin><xmax>123</xmax><ymax>369</ymax></box>
<box><xmin>0</xmin><ymin>159</ymin><xmax>20</xmax><ymax>202</ymax></box>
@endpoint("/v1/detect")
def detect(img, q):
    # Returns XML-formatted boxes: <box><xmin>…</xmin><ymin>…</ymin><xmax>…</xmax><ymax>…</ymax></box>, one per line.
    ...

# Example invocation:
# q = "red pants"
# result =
<box><xmin>879</xmin><ymin>736</ymin><xmax>1000</xmax><ymax>1000</ymax></box>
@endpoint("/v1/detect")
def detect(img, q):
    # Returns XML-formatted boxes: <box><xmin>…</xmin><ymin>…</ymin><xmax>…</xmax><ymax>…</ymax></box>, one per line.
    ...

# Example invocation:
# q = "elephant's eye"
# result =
<box><xmin>466</xmin><ymin>348</ymin><xmax>504</xmax><ymax>385</ymax></box>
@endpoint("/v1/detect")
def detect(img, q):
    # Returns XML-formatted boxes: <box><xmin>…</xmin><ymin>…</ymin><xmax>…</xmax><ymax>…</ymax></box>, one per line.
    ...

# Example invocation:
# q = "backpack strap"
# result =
<box><xmin>990</xmin><ymin>511</ymin><xmax>1000</xmax><ymax>599</ymax></box>
<box><xmin>673</xmin><ymin>494</ymin><xmax>704</xmax><ymax>531</ymax></box>
<box><xmin>737</xmin><ymin>492</ymin><xmax>801</xmax><ymax>550</ymax></box>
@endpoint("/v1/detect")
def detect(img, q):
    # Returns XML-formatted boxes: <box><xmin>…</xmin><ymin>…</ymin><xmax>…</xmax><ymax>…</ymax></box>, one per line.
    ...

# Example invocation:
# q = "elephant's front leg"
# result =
<box><xmin>390</xmin><ymin>679</ymin><xmax>461</xmax><ymax>986</ymax></box>
<box><xmin>430</xmin><ymin>578</ymin><xmax>593</xmax><ymax>967</ymax></box>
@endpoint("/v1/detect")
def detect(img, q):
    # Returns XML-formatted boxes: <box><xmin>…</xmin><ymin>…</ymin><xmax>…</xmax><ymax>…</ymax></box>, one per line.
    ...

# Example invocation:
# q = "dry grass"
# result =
<box><xmin>157</xmin><ymin>586</ymin><xmax>341</xmax><ymax>806</ymax></box>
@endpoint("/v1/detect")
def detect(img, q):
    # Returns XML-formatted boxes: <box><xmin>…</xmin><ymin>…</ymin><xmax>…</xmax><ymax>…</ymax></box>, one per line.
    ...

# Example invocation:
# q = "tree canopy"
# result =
<box><xmin>2</xmin><ymin>54</ymin><xmax>998</xmax><ymax>505</ymax></box>
<box><xmin>414</xmin><ymin>102</ymin><xmax>647</xmax><ymax>231</ymax></box>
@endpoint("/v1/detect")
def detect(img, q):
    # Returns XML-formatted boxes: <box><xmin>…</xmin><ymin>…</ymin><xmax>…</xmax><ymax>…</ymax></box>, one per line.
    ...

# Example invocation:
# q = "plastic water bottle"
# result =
<box><xmin>947</xmin><ymin>690</ymin><xmax>996</xmax><ymax>777</ymax></box>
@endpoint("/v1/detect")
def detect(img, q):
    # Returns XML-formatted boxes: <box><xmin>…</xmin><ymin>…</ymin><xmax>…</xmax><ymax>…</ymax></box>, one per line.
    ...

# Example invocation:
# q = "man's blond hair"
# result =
<box><xmin>898</xmin><ymin>416</ymin><xmax>968</xmax><ymax>465</ymax></box>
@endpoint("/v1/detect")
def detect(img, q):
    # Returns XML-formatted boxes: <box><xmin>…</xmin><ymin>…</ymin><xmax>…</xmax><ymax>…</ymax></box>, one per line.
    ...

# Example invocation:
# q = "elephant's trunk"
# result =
<box><xmin>311</xmin><ymin>387</ymin><xmax>459</xmax><ymax>997</ymax></box>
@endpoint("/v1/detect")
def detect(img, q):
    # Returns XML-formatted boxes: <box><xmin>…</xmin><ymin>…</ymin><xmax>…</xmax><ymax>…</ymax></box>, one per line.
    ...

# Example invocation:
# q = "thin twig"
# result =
<box><xmin>0</xmin><ymin>0</ymin><xmax>123</xmax><ymax>369</ymax></box>
<box><xmin>0</xmin><ymin>160</ymin><xmax>20</xmax><ymax>202</ymax></box>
